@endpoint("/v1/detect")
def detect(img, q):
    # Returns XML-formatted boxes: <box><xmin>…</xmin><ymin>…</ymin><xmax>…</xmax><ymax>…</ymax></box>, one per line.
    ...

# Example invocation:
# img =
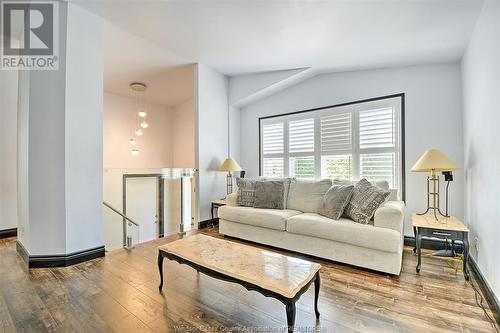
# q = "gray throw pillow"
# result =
<box><xmin>344</xmin><ymin>179</ymin><xmax>391</xmax><ymax>224</ymax></box>
<box><xmin>236</xmin><ymin>178</ymin><xmax>257</xmax><ymax>207</ymax></box>
<box><xmin>253</xmin><ymin>181</ymin><xmax>285</xmax><ymax>209</ymax></box>
<box><xmin>319</xmin><ymin>185</ymin><xmax>355</xmax><ymax>220</ymax></box>
<box><xmin>260</xmin><ymin>177</ymin><xmax>292</xmax><ymax>208</ymax></box>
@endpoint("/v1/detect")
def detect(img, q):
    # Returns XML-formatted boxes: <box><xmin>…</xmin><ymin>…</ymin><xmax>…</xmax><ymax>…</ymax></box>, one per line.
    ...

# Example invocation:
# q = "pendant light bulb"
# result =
<box><xmin>131</xmin><ymin>148</ymin><xmax>140</xmax><ymax>156</ymax></box>
<box><xmin>129</xmin><ymin>138</ymin><xmax>137</xmax><ymax>145</ymax></box>
<box><xmin>140</xmin><ymin>121</ymin><xmax>149</xmax><ymax>129</ymax></box>
<box><xmin>135</xmin><ymin>128</ymin><xmax>143</xmax><ymax>136</ymax></box>
<box><xmin>138</xmin><ymin>110</ymin><xmax>147</xmax><ymax>118</ymax></box>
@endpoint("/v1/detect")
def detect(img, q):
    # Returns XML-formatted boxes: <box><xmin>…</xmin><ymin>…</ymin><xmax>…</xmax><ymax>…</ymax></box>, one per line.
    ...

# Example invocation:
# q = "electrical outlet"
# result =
<box><xmin>470</xmin><ymin>237</ymin><xmax>479</xmax><ymax>250</ymax></box>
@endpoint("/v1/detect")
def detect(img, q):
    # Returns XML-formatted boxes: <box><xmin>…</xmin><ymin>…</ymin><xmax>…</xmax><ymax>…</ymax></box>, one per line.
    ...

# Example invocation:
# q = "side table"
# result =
<box><xmin>209</xmin><ymin>199</ymin><xmax>227</xmax><ymax>228</ymax></box>
<box><xmin>412</xmin><ymin>213</ymin><xmax>470</xmax><ymax>280</ymax></box>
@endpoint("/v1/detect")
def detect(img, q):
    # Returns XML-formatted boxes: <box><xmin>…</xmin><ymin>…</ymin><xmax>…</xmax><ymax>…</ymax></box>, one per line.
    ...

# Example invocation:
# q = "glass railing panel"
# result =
<box><xmin>103</xmin><ymin>203</ymin><xmax>125</xmax><ymax>251</ymax></box>
<box><xmin>103</xmin><ymin>168</ymin><xmax>197</xmax><ymax>249</ymax></box>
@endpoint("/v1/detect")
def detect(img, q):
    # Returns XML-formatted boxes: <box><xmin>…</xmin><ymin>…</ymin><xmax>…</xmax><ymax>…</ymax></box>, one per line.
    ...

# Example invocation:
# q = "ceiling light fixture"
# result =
<box><xmin>129</xmin><ymin>82</ymin><xmax>148</xmax><ymax>148</ymax></box>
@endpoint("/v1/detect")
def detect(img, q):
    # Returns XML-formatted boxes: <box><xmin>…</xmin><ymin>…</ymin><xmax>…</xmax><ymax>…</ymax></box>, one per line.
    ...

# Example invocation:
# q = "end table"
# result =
<box><xmin>209</xmin><ymin>199</ymin><xmax>227</xmax><ymax>228</ymax></box>
<box><xmin>412</xmin><ymin>213</ymin><xmax>470</xmax><ymax>280</ymax></box>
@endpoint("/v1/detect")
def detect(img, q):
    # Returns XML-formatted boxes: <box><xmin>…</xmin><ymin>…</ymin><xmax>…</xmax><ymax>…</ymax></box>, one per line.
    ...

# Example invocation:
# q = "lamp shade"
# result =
<box><xmin>411</xmin><ymin>149</ymin><xmax>459</xmax><ymax>172</ymax></box>
<box><xmin>219</xmin><ymin>158</ymin><xmax>242</xmax><ymax>172</ymax></box>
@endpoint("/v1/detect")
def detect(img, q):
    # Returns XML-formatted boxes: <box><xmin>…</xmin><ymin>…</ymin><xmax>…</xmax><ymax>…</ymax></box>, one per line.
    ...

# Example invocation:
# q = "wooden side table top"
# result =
<box><xmin>411</xmin><ymin>213</ymin><xmax>469</xmax><ymax>232</ymax></box>
<box><xmin>211</xmin><ymin>199</ymin><xmax>227</xmax><ymax>206</ymax></box>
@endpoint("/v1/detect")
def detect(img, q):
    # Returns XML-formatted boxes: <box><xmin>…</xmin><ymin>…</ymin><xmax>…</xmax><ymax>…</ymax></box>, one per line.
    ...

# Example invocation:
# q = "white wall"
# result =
<box><xmin>104</xmin><ymin>92</ymin><xmax>173</xmax><ymax>169</ymax></box>
<box><xmin>0</xmin><ymin>69</ymin><xmax>19</xmax><ymax>231</ymax></box>
<box><xmin>196</xmin><ymin>64</ymin><xmax>229</xmax><ymax>221</ymax></box>
<box><xmin>239</xmin><ymin>63</ymin><xmax>464</xmax><ymax>236</ymax></box>
<box><xmin>462</xmin><ymin>0</ymin><xmax>500</xmax><ymax>301</ymax></box>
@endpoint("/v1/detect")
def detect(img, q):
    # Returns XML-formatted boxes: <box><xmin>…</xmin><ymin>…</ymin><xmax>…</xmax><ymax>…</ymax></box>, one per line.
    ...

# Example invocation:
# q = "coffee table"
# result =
<box><xmin>158</xmin><ymin>234</ymin><xmax>321</xmax><ymax>331</ymax></box>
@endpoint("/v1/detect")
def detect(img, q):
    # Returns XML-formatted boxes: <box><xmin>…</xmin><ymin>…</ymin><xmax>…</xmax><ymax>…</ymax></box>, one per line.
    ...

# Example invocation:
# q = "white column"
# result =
<box><xmin>16</xmin><ymin>2</ymin><xmax>104</xmax><ymax>257</ymax></box>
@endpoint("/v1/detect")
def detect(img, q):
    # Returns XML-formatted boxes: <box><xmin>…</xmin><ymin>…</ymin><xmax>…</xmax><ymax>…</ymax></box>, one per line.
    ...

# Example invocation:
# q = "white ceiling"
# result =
<box><xmin>101</xmin><ymin>22</ymin><xmax>194</xmax><ymax>107</ymax></box>
<box><xmin>78</xmin><ymin>0</ymin><xmax>483</xmax><ymax>106</ymax></box>
<box><xmin>78</xmin><ymin>0</ymin><xmax>483</xmax><ymax>78</ymax></box>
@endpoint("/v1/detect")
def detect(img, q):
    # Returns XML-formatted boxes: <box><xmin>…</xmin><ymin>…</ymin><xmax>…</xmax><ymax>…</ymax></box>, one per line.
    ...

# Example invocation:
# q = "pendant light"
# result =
<box><xmin>129</xmin><ymin>82</ymin><xmax>148</xmax><ymax>154</ymax></box>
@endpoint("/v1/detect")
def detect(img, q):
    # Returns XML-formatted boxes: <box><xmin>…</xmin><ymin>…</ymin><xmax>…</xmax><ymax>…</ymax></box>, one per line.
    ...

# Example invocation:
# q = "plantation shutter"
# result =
<box><xmin>262</xmin><ymin>123</ymin><xmax>284</xmax><ymax>155</ymax></box>
<box><xmin>320</xmin><ymin>112</ymin><xmax>352</xmax><ymax>153</ymax></box>
<box><xmin>262</xmin><ymin>123</ymin><xmax>285</xmax><ymax>177</ymax></box>
<box><xmin>359</xmin><ymin>106</ymin><xmax>397</xmax><ymax>187</ymax></box>
<box><xmin>359</xmin><ymin>107</ymin><xmax>395</xmax><ymax>149</ymax></box>
<box><xmin>289</xmin><ymin>118</ymin><xmax>314</xmax><ymax>153</ymax></box>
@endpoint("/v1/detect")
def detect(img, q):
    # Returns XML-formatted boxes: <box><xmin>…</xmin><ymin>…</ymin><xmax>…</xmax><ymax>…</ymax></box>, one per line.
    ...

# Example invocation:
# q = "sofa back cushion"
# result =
<box><xmin>333</xmin><ymin>178</ymin><xmax>390</xmax><ymax>191</ymax></box>
<box><xmin>333</xmin><ymin>178</ymin><xmax>400</xmax><ymax>200</ymax></box>
<box><xmin>287</xmin><ymin>179</ymin><xmax>332</xmax><ymax>213</ymax></box>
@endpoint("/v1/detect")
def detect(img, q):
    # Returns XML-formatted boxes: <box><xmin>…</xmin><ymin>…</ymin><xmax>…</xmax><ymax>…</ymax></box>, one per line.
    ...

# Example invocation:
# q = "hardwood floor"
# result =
<box><xmin>0</xmin><ymin>228</ymin><xmax>498</xmax><ymax>333</ymax></box>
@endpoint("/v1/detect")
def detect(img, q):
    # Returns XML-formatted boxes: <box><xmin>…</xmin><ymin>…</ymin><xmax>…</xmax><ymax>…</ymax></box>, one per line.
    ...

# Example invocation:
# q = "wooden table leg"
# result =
<box><xmin>413</xmin><ymin>226</ymin><xmax>417</xmax><ymax>253</ymax></box>
<box><xmin>285</xmin><ymin>300</ymin><xmax>296</xmax><ymax>333</ymax></box>
<box><xmin>416</xmin><ymin>228</ymin><xmax>422</xmax><ymax>273</ymax></box>
<box><xmin>314</xmin><ymin>272</ymin><xmax>320</xmax><ymax>318</ymax></box>
<box><xmin>158</xmin><ymin>252</ymin><xmax>164</xmax><ymax>291</ymax></box>
<box><xmin>463</xmin><ymin>232</ymin><xmax>470</xmax><ymax>280</ymax></box>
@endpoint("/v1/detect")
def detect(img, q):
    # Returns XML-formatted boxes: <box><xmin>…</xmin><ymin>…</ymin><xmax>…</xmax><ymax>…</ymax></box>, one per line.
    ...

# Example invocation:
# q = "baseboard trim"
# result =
<box><xmin>16</xmin><ymin>241</ymin><xmax>105</xmax><ymax>268</ymax></box>
<box><xmin>405</xmin><ymin>235</ymin><xmax>499</xmax><ymax>324</ymax></box>
<box><xmin>198</xmin><ymin>219</ymin><xmax>219</xmax><ymax>229</ymax></box>
<box><xmin>468</xmin><ymin>256</ymin><xmax>500</xmax><ymax>324</ymax></box>
<box><xmin>0</xmin><ymin>227</ymin><xmax>17</xmax><ymax>239</ymax></box>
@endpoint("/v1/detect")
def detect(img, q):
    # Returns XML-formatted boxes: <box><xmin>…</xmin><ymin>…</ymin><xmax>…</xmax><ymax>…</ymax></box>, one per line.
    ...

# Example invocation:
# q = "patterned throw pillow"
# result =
<box><xmin>236</xmin><ymin>178</ymin><xmax>257</xmax><ymax>207</ymax></box>
<box><xmin>319</xmin><ymin>185</ymin><xmax>355</xmax><ymax>220</ymax></box>
<box><xmin>253</xmin><ymin>181</ymin><xmax>285</xmax><ymax>210</ymax></box>
<box><xmin>344</xmin><ymin>179</ymin><xmax>391</xmax><ymax>224</ymax></box>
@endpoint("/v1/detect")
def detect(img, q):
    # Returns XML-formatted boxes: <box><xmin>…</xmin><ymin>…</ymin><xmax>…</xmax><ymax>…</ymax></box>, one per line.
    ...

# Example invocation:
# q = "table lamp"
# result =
<box><xmin>219</xmin><ymin>158</ymin><xmax>242</xmax><ymax>195</ymax></box>
<box><xmin>411</xmin><ymin>149</ymin><xmax>459</xmax><ymax>220</ymax></box>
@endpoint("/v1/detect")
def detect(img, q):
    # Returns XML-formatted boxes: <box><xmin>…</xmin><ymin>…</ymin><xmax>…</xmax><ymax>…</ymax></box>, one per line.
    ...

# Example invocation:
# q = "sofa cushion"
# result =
<box><xmin>253</xmin><ymin>180</ymin><xmax>285</xmax><ymax>209</ymax></box>
<box><xmin>287</xmin><ymin>179</ymin><xmax>332</xmax><ymax>213</ymax></box>
<box><xmin>286</xmin><ymin>213</ymin><xmax>401</xmax><ymax>253</ymax></box>
<box><xmin>218</xmin><ymin>206</ymin><xmax>301</xmax><ymax>231</ymax></box>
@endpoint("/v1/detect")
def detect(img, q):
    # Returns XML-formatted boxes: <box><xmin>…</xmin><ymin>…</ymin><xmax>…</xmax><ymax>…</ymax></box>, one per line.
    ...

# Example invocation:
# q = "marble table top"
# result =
<box><xmin>159</xmin><ymin>234</ymin><xmax>321</xmax><ymax>298</ymax></box>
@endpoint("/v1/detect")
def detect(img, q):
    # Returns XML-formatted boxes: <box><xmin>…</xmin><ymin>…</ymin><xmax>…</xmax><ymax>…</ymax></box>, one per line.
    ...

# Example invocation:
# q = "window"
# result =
<box><xmin>260</xmin><ymin>95</ymin><xmax>403</xmax><ymax>194</ymax></box>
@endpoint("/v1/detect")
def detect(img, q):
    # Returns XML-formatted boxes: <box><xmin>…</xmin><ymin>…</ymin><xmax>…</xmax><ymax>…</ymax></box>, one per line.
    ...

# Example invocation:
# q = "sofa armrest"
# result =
<box><xmin>374</xmin><ymin>201</ymin><xmax>405</xmax><ymax>233</ymax></box>
<box><xmin>225</xmin><ymin>193</ymin><xmax>238</xmax><ymax>207</ymax></box>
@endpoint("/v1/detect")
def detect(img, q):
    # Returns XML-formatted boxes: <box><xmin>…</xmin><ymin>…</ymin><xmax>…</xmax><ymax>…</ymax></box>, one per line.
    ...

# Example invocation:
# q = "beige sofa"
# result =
<box><xmin>218</xmin><ymin>179</ymin><xmax>405</xmax><ymax>275</ymax></box>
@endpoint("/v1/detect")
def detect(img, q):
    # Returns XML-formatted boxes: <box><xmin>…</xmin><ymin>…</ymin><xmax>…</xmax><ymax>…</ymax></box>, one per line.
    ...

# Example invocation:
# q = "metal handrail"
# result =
<box><xmin>103</xmin><ymin>201</ymin><xmax>139</xmax><ymax>226</ymax></box>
